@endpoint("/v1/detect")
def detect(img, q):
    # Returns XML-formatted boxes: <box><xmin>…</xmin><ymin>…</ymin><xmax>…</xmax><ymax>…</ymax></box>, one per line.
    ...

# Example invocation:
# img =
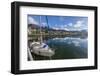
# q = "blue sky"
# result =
<box><xmin>28</xmin><ymin>15</ymin><xmax>88</xmax><ymax>31</ymax></box>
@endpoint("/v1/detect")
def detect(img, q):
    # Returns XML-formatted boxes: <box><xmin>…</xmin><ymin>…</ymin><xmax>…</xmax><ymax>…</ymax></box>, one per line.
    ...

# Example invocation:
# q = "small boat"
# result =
<box><xmin>30</xmin><ymin>42</ymin><xmax>55</xmax><ymax>57</ymax></box>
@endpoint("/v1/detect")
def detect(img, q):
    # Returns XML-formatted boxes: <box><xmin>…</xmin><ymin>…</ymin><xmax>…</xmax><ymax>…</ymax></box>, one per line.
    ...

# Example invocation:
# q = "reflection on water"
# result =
<box><xmin>31</xmin><ymin>37</ymin><xmax>88</xmax><ymax>60</ymax></box>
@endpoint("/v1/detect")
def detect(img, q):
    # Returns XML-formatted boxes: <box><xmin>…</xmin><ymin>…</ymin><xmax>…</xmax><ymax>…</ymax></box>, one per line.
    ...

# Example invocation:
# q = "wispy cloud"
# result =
<box><xmin>74</xmin><ymin>21</ymin><xmax>84</xmax><ymax>28</ymax></box>
<box><xmin>68</xmin><ymin>23</ymin><xmax>73</xmax><ymax>27</ymax></box>
<box><xmin>41</xmin><ymin>22</ymin><xmax>47</xmax><ymax>27</ymax></box>
<box><xmin>51</xmin><ymin>20</ymin><xmax>87</xmax><ymax>31</ymax></box>
<box><xmin>28</xmin><ymin>16</ymin><xmax>39</xmax><ymax>25</ymax></box>
<box><xmin>28</xmin><ymin>15</ymin><xmax>88</xmax><ymax>31</ymax></box>
<box><xmin>52</xmin><ymin>24</ymin><xmax>69</xmax><ymax>31</ymax></box>
<box><xmin>67</xmin><ymin>20</ymin><xmax>87</xmax><ymax>31</ymax></box>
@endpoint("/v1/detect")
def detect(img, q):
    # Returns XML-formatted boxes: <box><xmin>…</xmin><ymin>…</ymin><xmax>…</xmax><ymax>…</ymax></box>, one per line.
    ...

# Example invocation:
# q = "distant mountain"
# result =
<box><xmin>28</xmin><ymin>24</ymin><xmax>39</xmax><ymax>29</ymax></box>
<box><xmin>28</xmin><ymin>24</ymin><xmax>48</xmax><ymax>29</ymax></box>
<box><xmin>28</xmin><ymin>24</ymin><xmax>87</xmax><ymax>33</ymax></box>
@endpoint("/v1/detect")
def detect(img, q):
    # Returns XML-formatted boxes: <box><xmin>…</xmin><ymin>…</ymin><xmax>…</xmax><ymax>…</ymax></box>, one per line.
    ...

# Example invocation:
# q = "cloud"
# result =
<box><xmin>51</xmin><ymin>20</ymin><xmax>87</xmax><ymax>31</ymax></box>
<box><xmin>62</xmin><ymin>28</ymin><xmax>69</xmax><ymax>31</ymax></box>
<box><xmin>60</xmin><ymin>25</ymin><xmax>69</xmax><ymax>31</ymax></box>
<box><xmin>63</xmin><ymin>24</ymin><xmax>68</xmax><ymax>28</ymax></box>
<box><xmin>41</xmin><ymin>22</ymin><xmax>47</xmax><ymax>27</ymax></box>
<box><xmin>68</xmin><ymin>23</ymin><xmax>73</xmax><ymax>26</ymax></box>
<box><xmin>28</xmin><ymin>16</ymin><xmax>39</xmax><ymax>25</ymax></box>
<box><xmin>52</xmin><ymin>27</ymin><xmax>60</xmax><ymax>30</ymax></box>
<box><xmin>52</xmin><ymin>24</ymin><xmax>69</xmax><ymax>31</ymax></box>
<box><xmin>74</xmin><ymin>21</ymin><xmax>84</xmax><ymax>28</ymax></box>
<box><xmin>67</xmin><ymin>20</ymin><xmax>87</xmax><ymax>31</ymax></box>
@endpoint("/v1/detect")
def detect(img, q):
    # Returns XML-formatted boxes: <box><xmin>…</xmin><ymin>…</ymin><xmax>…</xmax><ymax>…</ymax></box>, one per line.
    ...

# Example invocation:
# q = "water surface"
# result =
<box><xmin>31</xmin><ymin>37</ymin><xmax>88</xmax><ymax>60</ymax></box>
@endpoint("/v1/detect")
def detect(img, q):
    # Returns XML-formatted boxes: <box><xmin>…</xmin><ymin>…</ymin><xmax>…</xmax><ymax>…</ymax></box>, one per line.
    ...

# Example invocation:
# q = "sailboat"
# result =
<box><xmin>30</xmin><ymin>16</ymin><xmax>55</xmax><ymax>57</ymax></box>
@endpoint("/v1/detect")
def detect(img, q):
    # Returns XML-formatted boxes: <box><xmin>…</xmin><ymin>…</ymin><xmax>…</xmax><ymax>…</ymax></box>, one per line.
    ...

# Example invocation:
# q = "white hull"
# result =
<box><xmin>31</xmin><ymin>42</ymin><xmax>55</xmax><ymax>57</ymax></box>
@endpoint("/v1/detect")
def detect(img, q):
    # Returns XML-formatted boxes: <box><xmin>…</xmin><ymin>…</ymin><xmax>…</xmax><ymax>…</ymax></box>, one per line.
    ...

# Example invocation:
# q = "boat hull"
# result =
<box><xmin>31</xmin><ymin>42</ymin><xmax>55</xmax><ymax>57</ymax></box>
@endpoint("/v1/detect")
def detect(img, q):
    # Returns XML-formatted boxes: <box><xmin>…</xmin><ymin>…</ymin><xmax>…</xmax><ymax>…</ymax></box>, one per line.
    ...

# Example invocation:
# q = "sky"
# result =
<box><xmin>28</xmin><ymin>15</ymin><xmax>88</xmax><ymax>31</ymax></box>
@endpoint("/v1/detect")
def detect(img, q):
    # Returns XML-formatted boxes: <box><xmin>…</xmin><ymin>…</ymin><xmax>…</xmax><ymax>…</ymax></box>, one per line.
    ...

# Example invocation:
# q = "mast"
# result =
<box><xmin>46</xmin><ymin>16</ymin><xmax>49</xmax><ymax>36</ymax></box>
<box><xmin>39</xmin><ymin>16</ymin><xmax>43</xmax><ymax>44</ymax></box>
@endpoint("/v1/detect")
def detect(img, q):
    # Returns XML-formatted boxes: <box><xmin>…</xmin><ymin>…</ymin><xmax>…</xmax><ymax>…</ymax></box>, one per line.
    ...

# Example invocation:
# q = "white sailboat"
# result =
<box><xmin>30</xmin><ymin>16</ymin><xmax>55</xmax><ymax>57</ymax></box>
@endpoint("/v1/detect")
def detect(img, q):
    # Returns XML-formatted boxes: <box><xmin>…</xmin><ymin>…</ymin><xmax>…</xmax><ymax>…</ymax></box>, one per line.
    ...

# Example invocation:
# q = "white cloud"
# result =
<box><xmin>52</xmin><ymin>20</ymin><xmax>87</xmax><ymax>31</ymax></box>
<box><xmin>62</xmin><ymin>28</ymin><xmax>69</xmax><ymax>31</ymax></box>
<box><xmin>67</xmin><ymin>20</ymin><xmax>87</xmax><ymax>31</ymax></box>
<box><xmin>52</xmin><ymin>27</ymin><xmax>60</xmax><ymax>30</ymax></box>
<box><xmin>68</xmin><ymin>23</ymin><xmax>73</xmax><ymax>26</ymax></box>
<box><xmin>53</xmin><ymin>24</ymin><xmax>69</xmax><ymax>31</ymax></box>
<box><xmin>41</xmin><ymin>22</ymin><xmax>47</xmax><ymax>27</ymax></box>
<box><xmin>63</xmin><ymin>24</ymin><xmax>68</xmax><ymax>27</ymax></box>
<box><xmin>60</xmin><ymin>25</ymin><xmax>69</xmax><ymax>31</ymax></box>
<box><xmin>28</xmin><ymin>16</ymin><xmax>39</xmax><ymax>25</ymax></box>
<box><xmin>74</xmin><ymin>21</ymin><xmax>84</xmax><ymax>28</ymax></box>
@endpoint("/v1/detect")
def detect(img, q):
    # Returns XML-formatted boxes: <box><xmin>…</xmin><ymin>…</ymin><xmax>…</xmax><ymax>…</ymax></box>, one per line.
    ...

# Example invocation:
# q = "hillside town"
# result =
<box><xmin>28</xmin><ymin>24</ymin><xmax>88</xmax><ymax>41</ymax></box>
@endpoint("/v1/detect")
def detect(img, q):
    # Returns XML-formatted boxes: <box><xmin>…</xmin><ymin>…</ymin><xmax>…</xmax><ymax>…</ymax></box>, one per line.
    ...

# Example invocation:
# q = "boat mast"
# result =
<box><xmin>46</xmin><ymin>16</ymin><xmax>49</xmax><ymax>35</ymax></box>
<box><xmin>39</xmin><ymin>16</ymin><xmax>43</xmax><ymax>44</ymax></box>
